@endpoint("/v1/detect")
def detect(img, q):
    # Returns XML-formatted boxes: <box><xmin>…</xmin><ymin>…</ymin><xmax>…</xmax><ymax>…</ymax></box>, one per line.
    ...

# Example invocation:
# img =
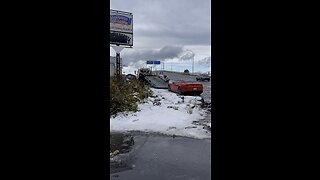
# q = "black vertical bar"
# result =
<box><xmin>116</xmin><ymin>52</ymin><xmax>121</xmax><ymax>80</ymax></box>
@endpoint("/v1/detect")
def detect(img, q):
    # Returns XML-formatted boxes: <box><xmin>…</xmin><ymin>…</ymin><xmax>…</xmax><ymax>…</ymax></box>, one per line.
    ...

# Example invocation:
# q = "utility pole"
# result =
<box><xmin>192</xmin><ymin>57</ymin><xmax>194</xmax><ymax>74</ymax></box>
<box><xmin>162</xmin><ymin>61</ymin><xmax>164</xmax><ymax>73</ymax></box>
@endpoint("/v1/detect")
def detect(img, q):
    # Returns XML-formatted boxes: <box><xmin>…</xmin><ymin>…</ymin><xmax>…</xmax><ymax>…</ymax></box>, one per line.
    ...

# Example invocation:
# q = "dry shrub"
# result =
<box><xmin>110</xmin><ymin>77</ymin><xmax>151</xmax><ymax>117</ymax></box>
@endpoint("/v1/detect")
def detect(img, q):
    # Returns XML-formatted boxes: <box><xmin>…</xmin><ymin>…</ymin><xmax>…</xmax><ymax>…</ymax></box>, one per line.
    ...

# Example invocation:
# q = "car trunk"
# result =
<box><xmin>184</xmin><ymin>84</ymin><xmax>203</xmax><ymax>92</ymax></box>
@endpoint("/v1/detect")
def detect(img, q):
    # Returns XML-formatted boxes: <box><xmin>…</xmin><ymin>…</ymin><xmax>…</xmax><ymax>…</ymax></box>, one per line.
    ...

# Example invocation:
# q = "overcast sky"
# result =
<box><xmin>110</xmin><ymin>0</ymin><xmax>211</xmax><ymax>74</ymax></box>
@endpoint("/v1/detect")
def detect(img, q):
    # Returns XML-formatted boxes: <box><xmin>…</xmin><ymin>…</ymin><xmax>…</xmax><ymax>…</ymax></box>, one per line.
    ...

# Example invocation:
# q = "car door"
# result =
<box><xmin>171</xmin><ymin>81</ymin><xmax>179</xmax><ymax>92</ymax></box>
<box><xmin>174</xmin><ymin>81</ymin><xmax>183</xmax><ymax>92</ymax></box>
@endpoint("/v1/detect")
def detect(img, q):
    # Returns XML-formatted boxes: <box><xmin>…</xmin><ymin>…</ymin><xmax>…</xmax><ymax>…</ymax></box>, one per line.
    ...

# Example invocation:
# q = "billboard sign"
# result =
<box><xmin>154</xmin><ymin>60</ymin><xmax>161</xmax><ymax>65</ymax></box>
<box><xmin>110</xmin><ymin>32</ymin><xmax>132</xmax><ymax>46</ymax></box>
<box><xmin>110</xmin><ymin>9</ymin><xmax>133</xmax><ymax>46</ymax></box>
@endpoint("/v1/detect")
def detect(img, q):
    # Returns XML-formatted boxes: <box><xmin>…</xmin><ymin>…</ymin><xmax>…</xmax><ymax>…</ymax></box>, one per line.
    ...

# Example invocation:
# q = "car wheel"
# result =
<box><xmin>178</xmin><ymin>87</ymin><xmax>182</xmax><ymax>95</ymax></box>
<box><xmin>168</xmin><ymin>85</ymin><xmax>171</xmax><ymax>91</ymax></box>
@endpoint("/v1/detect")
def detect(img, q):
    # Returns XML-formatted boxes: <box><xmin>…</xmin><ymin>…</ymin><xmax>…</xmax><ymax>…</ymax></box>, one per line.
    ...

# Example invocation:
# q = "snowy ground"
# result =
<box><xmin>110</xmin><ymin>88</ymin><xmax>211</xmax><ymax>139</ymax></box>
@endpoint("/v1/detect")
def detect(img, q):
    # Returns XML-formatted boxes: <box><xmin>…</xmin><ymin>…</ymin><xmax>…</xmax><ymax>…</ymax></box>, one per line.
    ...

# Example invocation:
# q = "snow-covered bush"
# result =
<box><xmin>110</xmin><ymin>77</ymin><xmax>151</xmax><ymax>117</ymax></box>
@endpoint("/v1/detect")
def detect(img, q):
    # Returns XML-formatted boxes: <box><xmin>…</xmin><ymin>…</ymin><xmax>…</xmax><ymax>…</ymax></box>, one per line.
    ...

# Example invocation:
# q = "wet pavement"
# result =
<box><xmin>110</xmin><ymin>133</ymin><xmax>211</xmax><ymax>180</ymax></box>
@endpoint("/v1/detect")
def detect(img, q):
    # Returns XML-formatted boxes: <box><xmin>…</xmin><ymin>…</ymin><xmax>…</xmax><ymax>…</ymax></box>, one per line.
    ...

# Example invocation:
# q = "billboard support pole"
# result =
<box><xmin>116</xmin><ymin>52</ymin><xmax>121</xmax><ymax>80</ymax></box>
<box><xmin>112</xmin><ymin>46</ymin><xmax>124</xmax><ymax>81</ymax></box>
<box><xmin>110</xmin><ymin>9</ymin><xmax>133</xmax><ymax>80</ymax></box>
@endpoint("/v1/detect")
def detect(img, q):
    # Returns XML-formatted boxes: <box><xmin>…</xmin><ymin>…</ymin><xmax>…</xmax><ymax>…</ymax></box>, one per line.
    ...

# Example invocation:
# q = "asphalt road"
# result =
<box><xmin>110</xmin><ymin>134</ymin><xmax>211</xmax><ymax>180</ymax></box>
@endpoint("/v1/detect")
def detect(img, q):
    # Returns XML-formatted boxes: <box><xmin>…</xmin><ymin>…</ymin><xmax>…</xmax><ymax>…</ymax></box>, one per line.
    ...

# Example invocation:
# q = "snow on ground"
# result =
<box><xmin>110</xmin><ymin>88</ymin><xmax>211</xmax><ymax>139</ymax></box>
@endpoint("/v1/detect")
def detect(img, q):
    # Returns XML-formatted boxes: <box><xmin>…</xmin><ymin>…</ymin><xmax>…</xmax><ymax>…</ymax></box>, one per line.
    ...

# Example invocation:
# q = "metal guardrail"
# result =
<box><xmin>144</xmin><ymin>76</ymin><xmax>168</xmax><ymax>89</ymax></box>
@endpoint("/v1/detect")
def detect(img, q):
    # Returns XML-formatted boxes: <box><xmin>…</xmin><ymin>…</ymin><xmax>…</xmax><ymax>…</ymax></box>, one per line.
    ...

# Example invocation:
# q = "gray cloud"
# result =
<box><xmin>121</xmin><ymin>45</ymin><xmax>185</xmax><ymax>65</ymax></box>
<box><xmin>120</xmin><ymin>45</ymin><xmax>208</xmax><ymax>67</ymax></box>
<box><xmin>134</xmin><ymin>26</ymin><xmax>211</xmax><ymax>46</ymax></box>
<box><xmin>158</xmin><ymin>46</ymin><xmax>185</xmax><ymax>59</ymax></box>
<box><xmin>111</xmin><ymin>0</ymin><xmax>211</xmax><ymax>48</ymax></box>
<box><xmin>179</xmin><ymin>49</ymin><xmax>195</xmax><ymax>61</ymax></box>
<box><xmin>110</xmin><ymin>0</ymin><xmax>211</xmax><ymax>71</ymax></box>
<box><xmin>129</xmin><ymin>60</ymin><xmax>145</xmax><ymax>69</ymax></box>
<box><xmin>197</xmin><ymin>56</ymin><xmax>211</xmax><ymax>65</ymax></box>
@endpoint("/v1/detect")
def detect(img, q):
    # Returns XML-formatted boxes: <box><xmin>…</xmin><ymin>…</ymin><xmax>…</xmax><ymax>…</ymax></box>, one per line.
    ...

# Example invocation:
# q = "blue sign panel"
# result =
<box><xmin>146</xmin><ymin>61</ymin><xmax>153</xmax><ymax>64</ymax></box>
<box><xmin>146</xmin><ymin>60</ymin><xmax>161</xmax><ymax>65</ymax></box>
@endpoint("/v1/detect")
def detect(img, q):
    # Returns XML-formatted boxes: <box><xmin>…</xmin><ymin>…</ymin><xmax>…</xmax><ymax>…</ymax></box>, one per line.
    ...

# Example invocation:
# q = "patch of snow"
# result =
<box><xmin>110</xmin><ymin>88</ymin><xmax>211</xmax><ymax>139</ymax></box>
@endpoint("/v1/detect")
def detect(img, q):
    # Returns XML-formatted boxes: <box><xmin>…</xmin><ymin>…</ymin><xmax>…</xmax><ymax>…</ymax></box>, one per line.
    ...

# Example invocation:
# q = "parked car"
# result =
<box><xmin>196</xmin><ymin>74</ymin><xmax>210</xmax><ymax>81</ymax></box>
<box><xmin>159</xmin><ymin>74</ymin><xmax>169</xmax><ymax>82</ymax></box>
<box><xmin>168</xmin><ymin>80</ymin><xmax>203</xmax><ymax>95</ymax></box>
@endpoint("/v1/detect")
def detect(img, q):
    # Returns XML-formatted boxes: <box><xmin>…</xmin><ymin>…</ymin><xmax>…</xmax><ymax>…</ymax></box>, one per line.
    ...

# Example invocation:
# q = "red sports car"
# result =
<box><xmin>168</xmin><ymin>80</ymin><xmax>203</xmax><ymax>95</ymax></box>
